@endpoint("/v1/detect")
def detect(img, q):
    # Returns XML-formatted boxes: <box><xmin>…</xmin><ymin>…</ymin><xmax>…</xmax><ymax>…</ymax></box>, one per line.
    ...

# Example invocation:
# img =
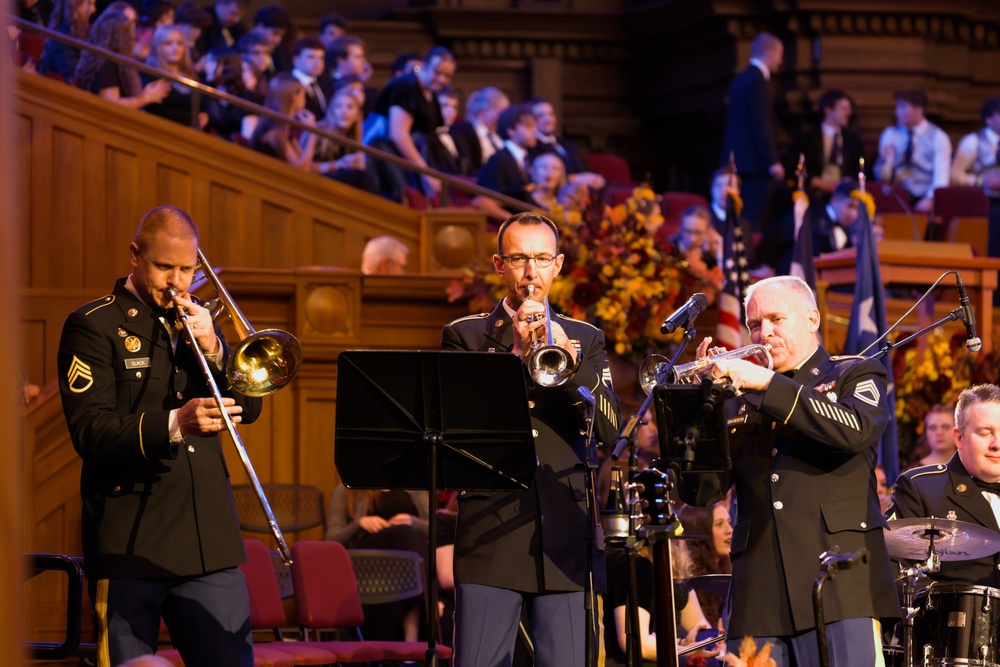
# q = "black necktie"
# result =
<box><xmin>903</xmin><ymin>128</ymin><xmax>914</xmax><ymax>164</ymax></box>
<box><xmin>831</xmin><ymin>132</ymin><xmax>843</xmax><ymax>166</ymax></box>
<box><xmin>152</xmin><ymin>306</ymin><xmax>177</xmax><ymax>327</ymax></box>
<box><xmin>311</xmin><ymin>82</ymin><xmax>326</xmax><ymax>112</ymax></box>
<box><xmin>973</xmin><ymin>478</ymin><xmax>1000</xmax><ymax>495</ymax></box>
<box><xmin>782</xmin><ymin>370</ymin><xmax>796</xmax><ymax>379</ymax></box>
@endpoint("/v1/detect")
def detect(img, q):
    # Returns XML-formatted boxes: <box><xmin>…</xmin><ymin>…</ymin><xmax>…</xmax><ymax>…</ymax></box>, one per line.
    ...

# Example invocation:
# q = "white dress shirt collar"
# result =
<box><xmin>749</xmin><ymin>58</ymin><xmax>770</xmax><ymax>81</ymax></box>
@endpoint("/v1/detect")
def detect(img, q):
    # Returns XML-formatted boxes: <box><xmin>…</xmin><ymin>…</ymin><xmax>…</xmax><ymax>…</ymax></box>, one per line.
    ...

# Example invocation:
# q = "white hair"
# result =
<box><xmin>744</xmin><ymin>275</ymin><xmax>818</xmax><ymax>311</ymax></box>
<box><xmin>361</xmin><ymin>236</ymin><xmax>409</xmax><ymax>275</ymax></box>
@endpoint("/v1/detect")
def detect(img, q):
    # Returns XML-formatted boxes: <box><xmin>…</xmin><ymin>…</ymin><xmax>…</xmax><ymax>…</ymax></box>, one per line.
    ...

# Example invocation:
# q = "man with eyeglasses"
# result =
<box><xmin>442</xmin><ymin>211</ymin><xmax>621</xmax><ymax>666</ymax></box>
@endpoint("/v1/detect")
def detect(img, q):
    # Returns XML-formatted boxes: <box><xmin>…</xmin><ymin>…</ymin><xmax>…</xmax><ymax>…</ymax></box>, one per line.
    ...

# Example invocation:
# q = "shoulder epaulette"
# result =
<box><xmin>81</xmin><ymin>294</ymin><xmax>116</xmax><ymax>316</ymax></box>
<box><xmin>556</xmin><ymin>313</ymin><xmax>601</xmax><ymax>331</ymax></box>
<box><xmin>907</xmin><ymin>463</ymin><xmax>948</xmax><ymax>479</ymax></box>
<box><xmin>446</xmin><ymin>312</ymin><xmax>490</xmax><ymax>326</ymax></box>
<box><xmin>828</xmin><ymin>354</ymin><xmax>865</xmax><ymax>362</ymax></box>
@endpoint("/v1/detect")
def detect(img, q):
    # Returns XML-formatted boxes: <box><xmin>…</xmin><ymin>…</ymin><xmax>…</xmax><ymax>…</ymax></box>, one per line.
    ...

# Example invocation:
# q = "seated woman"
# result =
<box><xmin>142</xmin><ymin>24</ymin><xmax>207</xmax><ymax>128</ymax></box>
<box><xmin>309</xmin><ymin>88</ymin><xmax>378</xmax><ymax>193</ymax></box>
<box><xmin>604</xmin><ymin>538</ymin><xmax>722</xmax><ymax>666</ymax></box>
<box><xmin>202</xmin><ymin>48</ymin><xmax>255</xmax><ymax>139</ymax></box>
<box><xmin>249</xmin><ymin>72</ymin><xmax>317</xmax><ymax>170</ymax></box>
<box><xmin>472</xmin><ymin>151</ymin><xmax>592</xmax><ymax>225</ymax></box>
<box><xmin>74</xmin><ymin>9</ymin><xmax>171</xmax><ymax>110</ymax></box>
<box><xmin>39</xmin><ymin>0</ymin><xmax>96</xmax><ymax>81</ymax></box>
<box><xmin>326</xmin><ymin>485</ymin><xmax>429</xmax><ymax>642</ymax></box>
<box><xmin>133</xmin><ymin>0</ymin><xmax>174</xmax><ymax>61</ymax></box>
<box><xmin>363</xmin><ymin>46</ymin><xmax>456</xmax><ymax>201</ymax></box>
<box><xmin>677</xmin><ymin>502</ymin><xmax>733</xmax><ymax>630</ymax></box>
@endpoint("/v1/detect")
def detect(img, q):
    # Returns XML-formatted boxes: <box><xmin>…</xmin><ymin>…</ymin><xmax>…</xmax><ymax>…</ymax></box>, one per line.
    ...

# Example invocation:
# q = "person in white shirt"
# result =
<box><xmin>875</xmin><ymin>90</ymin><xmax>952</xmax><ymax>213</ymax></box>
<box><xmin>450</xmin><ymin>86</ymin><xmax>509</xmax><ymax>177</ymax></box>
<box><xmin>289</xmin><ymin>37</ymin><xmax>328</xmax><ymax>119</ymax></box>
<box><xmin>951</xmin><ymin>96</ymin><xmax>1000</xmax><ymax>188</ymax></box>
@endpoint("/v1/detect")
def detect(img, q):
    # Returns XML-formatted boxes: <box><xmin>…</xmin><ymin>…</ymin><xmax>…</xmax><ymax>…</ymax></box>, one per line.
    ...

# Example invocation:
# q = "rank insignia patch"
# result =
<box><xmin>67</xmin><ymin>356</ymin><xmax>94</xmax><ymax>393</ymax></box>
<box><xmin>853</xmin><ymin>379</ymin><xmax>881</xmax><ymax>407</ymax></box>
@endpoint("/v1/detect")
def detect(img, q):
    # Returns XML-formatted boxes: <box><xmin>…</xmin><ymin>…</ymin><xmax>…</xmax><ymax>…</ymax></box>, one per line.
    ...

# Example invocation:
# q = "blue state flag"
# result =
<box><xmin>844</xmin><ymin>202</ymin><xmax>900</xmax><ymax>482</ymax></box>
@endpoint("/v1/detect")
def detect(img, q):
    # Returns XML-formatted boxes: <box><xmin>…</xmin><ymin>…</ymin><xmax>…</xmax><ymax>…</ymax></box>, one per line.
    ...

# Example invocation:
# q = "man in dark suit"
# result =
<box><xmin>58</xmin><ymin>206</ymin><xmax>263</xmax><ymax>667</ymax></box>
<box><xmin>442</xmin><ymin>211</ymin><xmax>621</xmax><ymax>667</ymax></box>
<box><xmin>720</xmin><ymin>32</ymin><xmax>786</xmax><ymax>232</ymax></box>
<box><xmin>887</xmin><ymin>385</ymin><xmax>1000</xmax><ymax>587</ymax></box>
<box><xmin>195</xmin><ymin>0</ymin><xmax>247</xmax><ymax>55</ymax></box>
<box><xmin>794</xmin><ymin>90</ymin><xmax>866</xmax><ymax>204</ymax></box>
<box><xmin>478</xmin><ymin>104</ymin><xmax>538</xmax><ymax>203</ymax></box>
<box><xmin>289</xmin><ymin>37</ymin><xmax>329</xmax><ymax>120</ymax></box>
<box><xmin>527</xmin><ymin>97</ymin><xmax>606</xmax><ymax>189</ymax></box>
<box><xmin>809</xmin><ymin>180</ymin><xmax>859</xmax><ymax>256</ymax></box>
<box><xmin>687</xmin><ymin>276</ymin><xmax>900</xmax><ymax>666</ymax></box>
<box><xmin>450</xmin><ymin>86</ymin><xmax>509</xmax><ymax>177</ymax></box>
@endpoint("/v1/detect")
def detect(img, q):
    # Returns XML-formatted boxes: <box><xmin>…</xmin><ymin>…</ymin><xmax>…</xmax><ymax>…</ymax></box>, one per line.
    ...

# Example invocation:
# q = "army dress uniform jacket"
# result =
<box><xmin>58</xmin><ymin>279</ymin><xmax>263</xmax><ymax>581</ymax></box>
<box><xmin>887</xmin><ymin>453</ymin><xmax>1000</xmax><ymax>587</ymax></box>
<box><xmin>441</xmin><ymin>301</ymin><xmax>621</xmax><ymax>593</ymax></box>
<box><xmin>680</xmin><ymin>347</ymin><xmax>900</xmax><ymax>637</ymax></box>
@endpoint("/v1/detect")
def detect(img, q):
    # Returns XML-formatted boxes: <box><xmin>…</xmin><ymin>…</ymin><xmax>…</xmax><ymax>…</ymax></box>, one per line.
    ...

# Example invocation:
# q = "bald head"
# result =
<box><xmin>134</xmin><ymin>205</ymin><xmax>199</xmax><ymax>254</ymax></box>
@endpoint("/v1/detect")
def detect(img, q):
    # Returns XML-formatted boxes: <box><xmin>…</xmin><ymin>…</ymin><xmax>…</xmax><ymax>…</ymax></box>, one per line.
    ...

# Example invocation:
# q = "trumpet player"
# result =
<box><xmin>57</xmin><ymin>206</ymin><xmax>262</xmax><ymax>667</ymax></box>
<box><xmin>686</xmin><ymin>275</ymin><xmax>899</xmax><ymax>667</ymax></box>
<box><xmin>441</xmin><ymin>211</ymin><xmax>621</xmax><ymax>667</ymax></box>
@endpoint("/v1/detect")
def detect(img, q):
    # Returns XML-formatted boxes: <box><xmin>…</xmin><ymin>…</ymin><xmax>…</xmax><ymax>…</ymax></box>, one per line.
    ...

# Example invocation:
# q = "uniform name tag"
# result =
<box><xmin>125</xmin><ymin>357</ymin><xmax>151</xmax><ymax>369</ymax></box>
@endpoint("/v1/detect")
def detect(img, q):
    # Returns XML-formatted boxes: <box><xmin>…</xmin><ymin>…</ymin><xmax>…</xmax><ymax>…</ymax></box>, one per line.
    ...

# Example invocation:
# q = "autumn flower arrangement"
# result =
<box><xmin>892</xmin><ymin>329</ymin><xmax>1000</xmax><ymax>461</ymax></box>
<box><xmin>446</xmin><ymin>186</ymin><xmax>690</xmax><ymax>358</ymax></box>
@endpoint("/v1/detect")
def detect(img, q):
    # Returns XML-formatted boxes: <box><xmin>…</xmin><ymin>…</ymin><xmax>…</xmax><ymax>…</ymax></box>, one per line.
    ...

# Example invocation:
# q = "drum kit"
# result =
<box><xmin>883</xmin><ymin>517</ymin><xmax>1000</xmax><ymax>667</ymax></box>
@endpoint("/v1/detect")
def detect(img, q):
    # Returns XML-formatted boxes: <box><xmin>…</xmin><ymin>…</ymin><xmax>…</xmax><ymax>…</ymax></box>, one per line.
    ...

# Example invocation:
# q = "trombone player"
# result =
<box><xmin>441</xmin><ymin>211</ymin><xmax>621</xmax><ymax>666</ymax></box>
<box><xmin>58</xmin><ymin>206</ymin><xmax>262</xmax><ymax>667</ymax></box>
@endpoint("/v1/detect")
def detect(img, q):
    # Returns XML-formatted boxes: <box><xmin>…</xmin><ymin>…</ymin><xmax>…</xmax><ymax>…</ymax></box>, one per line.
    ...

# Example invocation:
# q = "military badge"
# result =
<box><xmin>117</xmin><ymin>327</ymin><xmax>127</xmax><ymax>337</ymax></box>
<box><xmin>815</xmin><ymin>381</ymin><xmax>837</xmax><ymax>394</ymax></box>
<box><xmin>124</xmin><ymin>336</ymin><xmax>141</xmax><ymax>353</ymax></box>
<box><xmin>853</xmin><ymin>379</ymin><xmax>881</xmax><ymax>407</ymax></box>
<box><xmin>67</xmin><ymin>356</ymin><xmax>93</xmax><ymax>393</ymax></box>
<box><xmin>128</xmin><ymin>308</ymin><xmax>138</xmax><ymax>317</ymax></box>
<box><xmin>946</xmin><ymin>510</ymin><xmax>958</xmax><ymax>520</ymax></box>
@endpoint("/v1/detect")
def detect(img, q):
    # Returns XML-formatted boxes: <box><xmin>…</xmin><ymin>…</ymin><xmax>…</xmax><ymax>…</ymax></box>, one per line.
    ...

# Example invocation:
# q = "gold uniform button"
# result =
<box><xmin>113</xmin><ymin>485</ymin><xmax>121</xmax><ymax>493</ymax></box>
<box><xmin>176</xmin><ymin>391</ymin><xmax>183</xmax><ymax>400</ymax></box>
<box><xmin>860</xmin><ymin>522</ymin><xmax>867</xmax><ymax>529</ymax></box>
<box><xmin>771</xmin><ymin>421</ymin><xmax>777</xmax><ymax>430</ymax></box>
<box><xmin>135</xmin><ymin>371</ymin><xmax>142</xmax><ymax>378</ymax></box>
<box><xmin>773</xmin><ymin>501</ymin><xmax>783</xmax><ymax>510</ymax></box>
<box><xmin>188</xmin><ymin>445</ymin><xmax>195</xmax><ymax>453</ymax></box>
<box><xmin>770</xmin><ymin>474</ymin><xmax>779</xmax><ymax>482</ymax></box>
<box><xmin>532</xmin><ymin>429</ymin><xmax>539</xmax><ymax>438</ymax></box>
<box><xmin>731</xmin><ymin>427</ymin><xmax>737</xmax><ymax>434</ymax></box>
<box><xmin>528</xmin><ymin>401</ymin><xmax>535</xmax><ymax>409</ymax></box>
<box><xmin>957</xmin><ymin>484</ymin><xmax>967</xmax><ymax>493</ymax></box>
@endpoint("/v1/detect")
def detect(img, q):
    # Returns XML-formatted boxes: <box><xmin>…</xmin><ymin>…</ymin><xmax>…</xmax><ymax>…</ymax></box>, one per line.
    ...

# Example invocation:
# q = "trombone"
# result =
<box><xmin>169</xmin><ymin>249</ymin><xmax>303</xmax><ymax>565</ymax></box>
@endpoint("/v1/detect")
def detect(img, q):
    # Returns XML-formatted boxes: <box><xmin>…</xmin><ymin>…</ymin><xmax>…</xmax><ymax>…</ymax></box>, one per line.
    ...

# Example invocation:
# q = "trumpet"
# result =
<box><xmin>639</xmin><ymin>343</ymin><xmax>772</xmax><ymax>395</ymax></box>
<box><xmin>169</xmin><ymin>250</ymin><xmax>303</xmax><ymax>565</ymax></box>
<box><xmin>525</xmin><ymin>285</ymin><xmax>575</xmax><ymax>387</ymax></box>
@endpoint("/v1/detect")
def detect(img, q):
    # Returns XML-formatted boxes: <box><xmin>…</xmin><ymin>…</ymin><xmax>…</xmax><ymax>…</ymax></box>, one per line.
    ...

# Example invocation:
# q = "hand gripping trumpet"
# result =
<box><xmin>524</xmin><ymin>285</ymin><xmax>576</xmax><ymax>387</ymax></box>
<box><xmin>639</xmin><ymin>343</ymin><xmax>773</xmax><ymax>395</ymax></box>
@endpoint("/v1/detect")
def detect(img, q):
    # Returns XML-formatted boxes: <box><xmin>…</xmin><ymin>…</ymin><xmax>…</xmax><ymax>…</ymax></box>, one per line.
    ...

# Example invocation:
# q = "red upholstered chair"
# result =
<box><xmin>660</xmin><ymin>192</ymin><xmax>709</xmax><ymax>220</ymax></box>
<box><xmin>18</xmin><ymin>32</ymin><xmax>46</xmax><ymax>65</ymax></box>
<box><xmin>403</xmin><ymin>186</ymin><xmax>429</xmax><ymax>211</ymax></box>
<box><xmin>869</xmin><ymin>183</ymin><xmax>910</xmax><ymax>214</ymax></box>
<box><xmin>291</xmin><ymin>540</ymin><xmax>453</xmax><ymax>664</ymax></box>
<box><xmin>934</xmin><ymin>186</ymin><xmax>990</xmax><ymax>221</ymax></box>
<box><xmin>584</xmin><ymin>153</ymin><xmax>633</xmax><ymax>185</ymax></box>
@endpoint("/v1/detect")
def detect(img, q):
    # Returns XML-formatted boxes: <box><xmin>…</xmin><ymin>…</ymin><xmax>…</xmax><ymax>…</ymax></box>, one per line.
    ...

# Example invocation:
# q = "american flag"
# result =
<box><xmin>715</xmin><ymin>187</ymin><xmax>751</xmax><ymax>350</ymax></box>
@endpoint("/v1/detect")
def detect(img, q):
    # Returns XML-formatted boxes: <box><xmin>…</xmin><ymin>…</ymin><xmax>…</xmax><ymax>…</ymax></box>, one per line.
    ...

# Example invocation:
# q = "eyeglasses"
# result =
<box><xmin>500</xmin><ymin>254</ymin><xmax>556</xmax><ymax>268</ymax></box>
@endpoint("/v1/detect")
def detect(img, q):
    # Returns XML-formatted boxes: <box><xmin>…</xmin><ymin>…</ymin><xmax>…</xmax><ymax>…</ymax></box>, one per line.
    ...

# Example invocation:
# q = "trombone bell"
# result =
<box><xmin>230</xmin><ymin>329</ymin><xmax>303</xmax><ymax>397</ymax></box>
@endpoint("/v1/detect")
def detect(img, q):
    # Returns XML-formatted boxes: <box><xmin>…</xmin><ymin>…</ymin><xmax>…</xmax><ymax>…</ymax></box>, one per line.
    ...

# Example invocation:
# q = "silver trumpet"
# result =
<box><xmin>524</xmin><ymin>285</ymin><xmax>576</xmax><ymax>387</ymax></box>
<box><xmin>639</xmin><ymin>343</ymin><xmax>772</xmax><ymax>395</ymax></box>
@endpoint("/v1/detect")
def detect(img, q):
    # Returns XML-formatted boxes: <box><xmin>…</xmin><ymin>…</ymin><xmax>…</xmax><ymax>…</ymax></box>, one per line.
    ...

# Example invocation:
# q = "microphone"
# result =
<box><xmin>660</xmin><ymin>293</ymin><xmax>709</xmax><ymax>334</ymax></box>
<box><xmin>880</xmin><ymin>185</ymin><xmax>920</xmax><ymax>241</ymax></box>
<box><xmin>956</xmin><ymin>274</ymin><xmax>982</xmax><ymax>352</ymax></box>
<box><xmin>577</xmin><ymin>386</ymin><xmax>596</xmax><ymax>406</ymax></box>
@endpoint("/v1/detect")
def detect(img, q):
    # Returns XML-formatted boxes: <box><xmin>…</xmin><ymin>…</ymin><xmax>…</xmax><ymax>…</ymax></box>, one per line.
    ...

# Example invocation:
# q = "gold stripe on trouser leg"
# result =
<box><xmin>95</xmin><ymin>578</ymin><xmax>111</xmax><ymax>667</ymax></box>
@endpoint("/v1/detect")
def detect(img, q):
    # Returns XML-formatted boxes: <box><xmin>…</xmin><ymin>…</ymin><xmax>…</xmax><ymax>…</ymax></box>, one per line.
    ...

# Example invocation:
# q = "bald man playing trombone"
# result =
<box><xmin>681</xmin><ymin>275</ymin><xmax>899</xmax><ymax>667</ymax></box>
<box><xmin>58</xmin><ymin>205</ymin><xmax>262</xmax><ymax>667</ymax></box>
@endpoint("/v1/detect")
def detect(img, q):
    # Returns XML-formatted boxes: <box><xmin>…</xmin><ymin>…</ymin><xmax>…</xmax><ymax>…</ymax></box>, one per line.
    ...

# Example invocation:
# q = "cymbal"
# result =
<box><xmin>686</xmin><ymin>573</ymin><xmax>731</xmax><ymax>597</ymax></box>
<box><xmin>884</xmin><ymin>517</ymin><xmax>1000</xmax><ymax>561</ymax></box>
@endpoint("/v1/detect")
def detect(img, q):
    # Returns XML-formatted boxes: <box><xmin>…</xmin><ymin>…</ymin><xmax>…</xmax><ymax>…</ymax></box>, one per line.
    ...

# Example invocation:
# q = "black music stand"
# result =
<box><xmin>335</xmin><ymin>350</ymin><xmax>537</xmax><ymax>667</ymax></box>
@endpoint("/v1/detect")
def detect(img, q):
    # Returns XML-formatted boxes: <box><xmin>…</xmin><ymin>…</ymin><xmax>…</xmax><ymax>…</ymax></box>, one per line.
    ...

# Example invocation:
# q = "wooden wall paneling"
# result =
<box><xmin>17</xmin><ymin>113</ymin><xmax>32</xmax><ymax>281</ymax></box>
<box><xmin>27</xmin><ymin>112</ymin><xmax>51</xmax><ymax>289</ymax></box>
<box><xmin>51</xmin><ymin>127</ymin><xmax>87</xmax><ymax>288</ymax></box>
<box><xmin>21</xmin><ymin>289</ymin><xmax>97</xmax><ymax>384</ymax></box>
<box><xmin>105</xmin><ymin>146</ymin><xmax>140</xmax><ymax>277</ymax></box>
<box><xmin>207</xmin><ymin>181</ymin><xmax>245</xmax><ymax>264</ymax></box>
<box><xmin>310</xmin><ymin>215</ymin><xmax>348</xmax><ymax>268</ymax></box>
<box><xmin>297</xmin><ymin>366</ymin><xmax>339</xmax><ymax>501</ymax></box>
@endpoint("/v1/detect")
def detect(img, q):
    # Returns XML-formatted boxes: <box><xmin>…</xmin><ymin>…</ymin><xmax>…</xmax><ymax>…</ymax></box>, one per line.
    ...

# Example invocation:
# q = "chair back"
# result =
<box><xmin>661</xmin><ymin>192</ymin><xmax>709</xmax><ymax>220</ymax></box>
<box><xmin>584</xmin><ymin>153</ymin><xmax>633</xmax><ymax>185</ymax></box>
<box><xmin>348</xmin><ymin>549</ymin><xmax>424</xmax><ymax>605</ymax></box>
<box><xmin>232</xmin><ymin>484</ymin><xmax>324</xmax><ymax>533</ymax></box>
<box><xmin>238</xmin><ymin>539</ymin><xmax>287</xmax><ymax>630</ymax></box>
<box><xmin>934</xmin><ymin>185</ymin><xmax>990</xmax><ymax>222</ymax></box>
<box><xmin>291</xmin><ymin>541</ymin><xmax>366</xmax><ymax>629</ymax></box>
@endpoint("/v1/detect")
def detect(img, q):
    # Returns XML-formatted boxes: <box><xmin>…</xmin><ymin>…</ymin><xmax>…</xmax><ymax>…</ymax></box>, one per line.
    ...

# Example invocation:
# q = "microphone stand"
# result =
<box><xmin>881</xmin><ymin>185</ymin><xmax>922</xmax><ymax>241</ymax></box>
<box><xmin>867</xmin><ymin>308</ymin><xmax>966</xmax><ymax>361</ymax></box>
<box><xmin>580</xmin><ymin>395</ymin><xmax>601</xmax><ymax>667</ymax></box>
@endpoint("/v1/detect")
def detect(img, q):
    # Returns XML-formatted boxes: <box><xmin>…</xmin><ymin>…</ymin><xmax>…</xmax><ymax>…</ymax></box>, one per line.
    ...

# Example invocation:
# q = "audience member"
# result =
<box><xmin>325</xmin><ymin>485</ymin><xmax>428</xmax><ymax>641</ymax></box>
<box><xmin>425</xmin><ymin>85</ymin><xmax>461</xmax><ymax>174</ymax></box>
<box><xmin>668</xmin><ymin>205</ymin><xmax>725</xmax><ymax>297</ymax></box>
<box><xmin>360</xmin><ymin>236</ymin><xmax>409</xmax><ymax>275</ymax></box>
<box><xmin>195</xmin><ymin>0</ymin><xmax>246</xmax><ymax>54</ymax></box>
<box><xmin>795</xmin><ymin>90</ymin><xmax>865</xmax><ymax>201</ymax></box>
<box><xmin>250</xmin><ymin>72</ymin><xmax>316</xmax><ymax>170</ymax></box>
<box><xmin>236</xmin><ymin>30</ymin><xmax>271</xmax><ymax>95</ymax></box>
<box><xmin>677</xmin><ymin>502</ymin><xmax>733</xmax><ymax>629</ymax></box>
<box><xmin>39</xmin><ymin>0</ymin><xmax>96</xmax><ymax>81</ymax></box>
<box><xmin>450</xmin><ymin>86</ymin><xmax>509</xmax><ymax>177</ymax></box>
<box><xmin>102</xmin><ymin>1</ymin><xmax>136</xmax><ymax>23</ymax></box>
<box><xmin>311</xmin><ymin>88</ymin><xmax>378</xmax><ymax>193</ymax></box>
<box><xmin>249</xmin><ymin>3</ymin><xmax>293</xmax><ymax>72</ymax></box>
<box><xmin>74</xmin><ymin>9</ymin><xmax>171</xmax><ymax>110</ymax></box>
<box><xmin>905</xmin><ymin>403</ymin><xmax>958</xmax><ymax>470</ymax></box>
<box><xmin>173</xmin><ymin>2</ymin><xmax>211</xmax><ymax>67</ymax></box>
<box><xmin>875</xmin><ymin>90</ymin><xmax>952</xmax><ymax>213</ymax></box>
<box><xmin>289</xmin><ymin>37</ymin><xmax>328</xmax><ymax>119</ymax></box>
<box><xmin>325</xmin><ymin>35</ymin><xmax>373</xmax><ymax>114</ymax></box>
<box><xmin>133</xmin><ymin>0</ymin><xmax>174</xmax><ymax>61</ymax></box>
<box><xmin>202</xmin><ymin>47</ymin><xmax>255</xmax><ymax>138</ymax></box>
<box><xmin>18</xmin><ymin>0</ymin><xmax>54</xmax><ymax>27</ymax></box>
<box><xmin>389</xmin><ymin>51</ymin><xmax>421</xmax><ymax>80</ymax></box>
<box><xmin>478</xmin><ymin>103</ymin><xmax>537</xmax><ymax>203</ymax></box>
<box><xmin>528</xmin><ymin>96</ymin><xmax>605</xmax><ymax>189</ymax></box>
<box><xmin>951</xmin><ymin>96</ymin><xmax>1000</xmax><ymax>188</ymax></box>
<box><xmin>317</xmin><ymin>12</ymin><xmax>347</xmax><ymax>50</ymax></box>
<box><xmin>874</xmin><ymin>463</ymin><xmax>892</xmax><ymax>513</ymax></box>
<box><xmin>365</xmin><ymin>46</ymin><xmax>455</xmax><ymax>201</ymax></box>
<box><xmin>809</xmin><ymin>180</ymin><xmax>859</xmax><ymax>256</ymax></box>
<box><xmin>720</xmin><ymin>32</ymin><xmax>785</xmax><ymax>231</ymax></box>
<box><xmin>331</xmin><ymin>73</ymin><xmax>365</xmax><ymax>108</ymax></box>
<box><xmin>142</xmin><ymin>24</ymin><xmax>207</xmax><ymax>128</ymax></box>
